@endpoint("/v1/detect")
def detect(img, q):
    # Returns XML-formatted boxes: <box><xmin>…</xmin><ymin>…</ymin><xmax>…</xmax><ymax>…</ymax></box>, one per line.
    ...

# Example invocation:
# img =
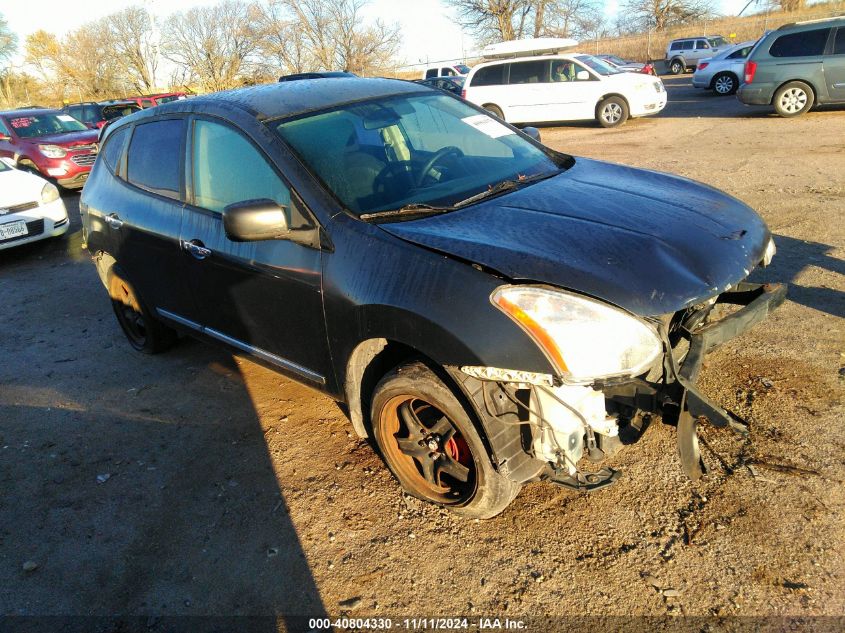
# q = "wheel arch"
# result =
<box><xmin>709</xmin><ymin>70</ymin><xmax>738</xmax><ymax>89</ymax></box>
<box><xmin>342</xmin><ymin>335</ymin><xmax>544</xmax><ymax>483</ymax></box>
<box><xmin>770</xmin><ymin>78</ymin><xmax>818</xmax><ymax>105</ymax></box>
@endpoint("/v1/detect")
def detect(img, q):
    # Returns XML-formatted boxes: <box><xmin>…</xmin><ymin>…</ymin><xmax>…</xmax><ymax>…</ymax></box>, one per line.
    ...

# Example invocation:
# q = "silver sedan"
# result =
<box><xmin>692</xmin><ymin>40</ymin><xmax>755</xmax><ymax>95</ymax></box>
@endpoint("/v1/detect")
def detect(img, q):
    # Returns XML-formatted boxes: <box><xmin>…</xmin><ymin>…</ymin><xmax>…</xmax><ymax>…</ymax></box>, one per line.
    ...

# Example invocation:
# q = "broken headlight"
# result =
<box><xmin>491</xmin><ymin>285</ymin><xmax>662</xmax><ymax>384</ymax></box>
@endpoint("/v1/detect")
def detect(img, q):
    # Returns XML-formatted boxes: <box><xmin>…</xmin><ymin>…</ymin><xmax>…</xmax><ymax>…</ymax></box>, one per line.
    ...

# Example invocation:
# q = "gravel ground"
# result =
<box><xmin>1</xmin><ymin>76</ymin><xmax>843</xmax><ymax>631</ymax></box>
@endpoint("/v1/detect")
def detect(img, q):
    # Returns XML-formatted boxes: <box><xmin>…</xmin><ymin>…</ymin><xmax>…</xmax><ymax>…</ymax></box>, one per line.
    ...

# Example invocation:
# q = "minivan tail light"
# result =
<box><xmin>697</xmin><ymin>62</ymin><xmax>708</xmax><ymax>70</ymax></box>
<box><xmin>744</xmin><ymin>60</ymin><xmax>757</xmax><ymax>84</ymax></box>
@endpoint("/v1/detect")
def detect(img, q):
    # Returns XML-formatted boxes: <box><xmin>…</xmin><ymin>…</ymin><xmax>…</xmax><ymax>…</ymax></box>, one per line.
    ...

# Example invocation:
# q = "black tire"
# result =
<box><xmin>370</xmin><ymin>361</ymin><xmax>520</xmax><ymax>519</ymax></box>
<box><xmin>596</xmin><ymin>96</ymin><xmax>629</xmax><ymax>128</ymax></box>
<box><xmin>108</xmin><ymin>268</ymin><xmax>177</xmax><ymax>354</ymax></box>
<box><xmin>483</xmin><ymin>104</ymin><xmax>504</xmax><ymax>121</ymax></box>
<box><xmin>712</xmin><ymin>72</ymin><xmax>738</xmax><ymax>96</ymax></box>
<box><xmin>669</xmin><ymin>58</ymin><xmax>685</xmax><ymax>75</ymax></box>
<box><xmin>773</xmin><ymin>81</ymin><xmax>814</xmax><ymax>117</ymax></box>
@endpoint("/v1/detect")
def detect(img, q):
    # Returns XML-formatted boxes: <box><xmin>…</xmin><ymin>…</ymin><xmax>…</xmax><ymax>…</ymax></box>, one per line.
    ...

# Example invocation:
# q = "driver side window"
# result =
<box><xmin>191</xmin><ymin>119</ymin><xmax>291</xmax><ymax>214</ymax></box>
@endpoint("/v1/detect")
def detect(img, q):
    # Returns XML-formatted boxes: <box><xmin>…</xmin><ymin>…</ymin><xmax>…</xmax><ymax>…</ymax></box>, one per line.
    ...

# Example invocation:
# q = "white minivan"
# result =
<box><xmin>462</xmin><ymin>53</ymin><xmax>667</xmax><ymax>127</ymax></box>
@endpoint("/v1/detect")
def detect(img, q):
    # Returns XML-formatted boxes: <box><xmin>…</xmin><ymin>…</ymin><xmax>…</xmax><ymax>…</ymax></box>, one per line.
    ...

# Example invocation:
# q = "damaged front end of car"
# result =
<box><xmin>448</xmin><ymin>276</ymin><xmax>786</xmax><ymax>492</ymax></box>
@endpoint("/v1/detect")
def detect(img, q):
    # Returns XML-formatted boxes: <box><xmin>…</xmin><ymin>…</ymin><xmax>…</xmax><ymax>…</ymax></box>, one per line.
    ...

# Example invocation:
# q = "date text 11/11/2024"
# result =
<box><xmin>308</xmin><ymin>617</ymin><xmax>528</xmax><ymax>630</ymax></box>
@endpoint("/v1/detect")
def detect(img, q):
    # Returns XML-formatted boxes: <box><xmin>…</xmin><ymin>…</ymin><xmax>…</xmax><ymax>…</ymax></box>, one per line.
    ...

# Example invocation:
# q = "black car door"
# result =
<box><xmin>178</xmin><ymin>116</ymin><xmax>331</xmax><ymax>388</ymax></box>
<box><xmin>112</xmin><ymin>117</ymin><xmax>197</xmax><ymax>320</ymax></box>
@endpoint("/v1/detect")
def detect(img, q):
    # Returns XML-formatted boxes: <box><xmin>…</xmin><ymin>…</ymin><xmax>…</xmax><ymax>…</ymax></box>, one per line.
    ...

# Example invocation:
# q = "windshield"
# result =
<box><xmin>155</xmin><ymin>95</ymin><xmax>183</xmax><ymax>105</ymax></box>
<box><xmin>574</xmin><ymin>55</ymin><xmax>623</xmax><ymax>76</ymax></box>
<box><xmin>6</xmin><ymin>113</ymin><xmax>88</xmax><ymax>138</ymax></box>
<box><xmin>274</xmin><ymin>92</ymin><xmax>564</xmax><ymax>217</ymax></box>
<box><xmin>709</xmin><ymin>37</ymin><xmax>729</xmax><ymax>47</ymax></box>
<box><xmin>102</xmin><ymin>105</ymin><xmax>140</xmax><ymax>120</ymax></box>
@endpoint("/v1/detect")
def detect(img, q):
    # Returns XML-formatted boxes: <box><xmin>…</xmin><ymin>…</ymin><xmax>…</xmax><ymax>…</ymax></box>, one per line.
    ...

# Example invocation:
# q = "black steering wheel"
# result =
<box><xmin>415</xmin><ymin>146</ymin><xmax>464</xmax><ymax>188</ymax></box>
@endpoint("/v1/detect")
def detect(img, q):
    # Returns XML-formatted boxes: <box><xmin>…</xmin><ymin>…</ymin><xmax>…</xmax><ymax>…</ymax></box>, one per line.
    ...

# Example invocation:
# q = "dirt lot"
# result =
<box><xmin>1</xmin><ymin>76</ymin><xmax>844</xmax><ymax>631</ymax></box>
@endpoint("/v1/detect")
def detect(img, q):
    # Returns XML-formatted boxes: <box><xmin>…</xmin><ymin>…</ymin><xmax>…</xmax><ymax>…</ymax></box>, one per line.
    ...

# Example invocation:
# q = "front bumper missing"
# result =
<box><xmin>665</xmin><ymin>282</ymin><xmax>787</xmax><ymax>478</ymax></box>
<box><xmin>457</xmin><ymin>282</ymin><xmax>787</xmax><ymax>491</ymax></box>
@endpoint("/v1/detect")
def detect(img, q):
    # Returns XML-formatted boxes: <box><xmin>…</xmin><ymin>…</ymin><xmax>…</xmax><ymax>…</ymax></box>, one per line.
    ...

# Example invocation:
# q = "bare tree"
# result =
<box><xmin>160</xmin><ymin>1</ymin><xmax>260</xmax><ymax>93</ymax></box>
<box><xmin>258</xmin><ymin>0</ymin><xmax>400</xmax><ymax>75</ymax></box>
<box><xmin>1</xmin><ymin>12</ymin><xmax>17</xmax><ymax>63</ymax></box>
<box><xmin>541</xmin><ymin>0</ymin><xmax>606</xmax><ymax>39</ymax></box>
<box><xmin>107</xmin><ymin>6</ymin><xmax>158</xmax><ymax>93</ymax></box>
<box><xmin>25</xmin><ymin>25</ymin><xmax>124</xmax><ymax>101</ymax></box>
<box><xmin>620</xmin><ymin>0</ymin><xmax>716</xmax><ymax>31</ymax></box>
<box><xmin>446</xmin><ymin>0</ymin><xmax>533</xmax><ymax>42</ymax></box>
<box><xmin>447</xmin><ymin>0</ymin><xmax>604</xmax><ymax>43</ymax></box>
<box><xmin>778</xmin><ymin>0</ymin><xmax>806</xmax><ymax>11</ymax></box>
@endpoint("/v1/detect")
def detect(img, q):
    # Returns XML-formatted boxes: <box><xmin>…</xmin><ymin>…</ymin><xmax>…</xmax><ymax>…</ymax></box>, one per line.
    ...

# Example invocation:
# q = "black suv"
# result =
<box><xmin>80</xmin><ymin>79</ymin><xmax>784</xmax><ymax>518</ymax></box>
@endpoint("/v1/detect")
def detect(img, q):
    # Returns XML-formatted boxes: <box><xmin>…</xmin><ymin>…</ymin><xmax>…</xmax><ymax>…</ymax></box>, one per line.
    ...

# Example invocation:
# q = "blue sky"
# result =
<box><xmin>2</xmin><ymin>0</ymin><xmax>751</xmax><ymax>69</ymax></box>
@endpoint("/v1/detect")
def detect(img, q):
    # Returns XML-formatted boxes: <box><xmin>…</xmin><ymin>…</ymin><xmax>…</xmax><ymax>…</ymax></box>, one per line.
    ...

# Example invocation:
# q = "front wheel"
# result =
<box><xmin>773</xmin><ymin>81</ymin><xmax>814</xmax><ymax>117</ymax></box>
<box><xmin>370</xmin><ymin>362</ymin><xmax>520</xmax><ymax>519</ymax></box>
<box><xmin>596</xmin><ymin>96</ymin><xmax>629</xmax><ymax>128</ymax></box>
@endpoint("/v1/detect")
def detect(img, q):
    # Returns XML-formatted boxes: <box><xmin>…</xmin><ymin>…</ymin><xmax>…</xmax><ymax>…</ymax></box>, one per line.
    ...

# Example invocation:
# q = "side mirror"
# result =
<box><xmin>522</xmin><ymin>127</ymin><xmax>541</xmax><ymax>143</ymax></box>
<box><xmin>223</xmin><ymin>199</ymin><xmax>290</xmax><ymax>242</ymax></box>
<box><xmin>576</xmin><ymin>70</ymin><xmax>590</xmax><ymax>81</ymax></box>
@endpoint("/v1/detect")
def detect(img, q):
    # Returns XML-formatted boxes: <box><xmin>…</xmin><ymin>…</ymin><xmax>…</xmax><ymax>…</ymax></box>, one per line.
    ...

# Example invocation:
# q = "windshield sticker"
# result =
<box><xmin>461</xmin><ymin>114</ymin><xmax>514</xmax><ymax>139</ymax></box>
<box><xmin>10</xmin><ymin>117</ymin><xmax>35</xmax><ymax>129</ymax></box>
<box><xmin>57</xmin><ymin>114</ymin><xmax>76</xmax><ymax>122</ymax></box>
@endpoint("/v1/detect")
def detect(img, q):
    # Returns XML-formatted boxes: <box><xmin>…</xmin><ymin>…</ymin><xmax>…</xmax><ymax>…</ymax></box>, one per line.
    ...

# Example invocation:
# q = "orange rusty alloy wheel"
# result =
<box><xmin>376</xmin><ymin>395</ymin><xmax>477</xmax><ymax>505</ymax></box>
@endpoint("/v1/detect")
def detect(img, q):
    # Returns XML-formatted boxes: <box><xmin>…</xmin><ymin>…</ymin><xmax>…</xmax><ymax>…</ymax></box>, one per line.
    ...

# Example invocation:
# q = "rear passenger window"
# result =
<box><xmin>834</xmin><ymin>28</ymin><xmax>845</xmax><ymax>54</ymax></box>
<box><xmin>191</xmin><ymin>119</ymin><xmax>290</xmax><ymax>214</ymax></box>
<box><xmin>770</xmin><ymin>28</ymin><xmax>831</xmax><ymax>57</ymax></box>
<box><xmin>101</xmin><ymin>126</ymin><xmax>129</xmax><ymax>176</ymax></box>
<box><xmin>127</xmin><ymin>119</ymin><xmax>184</xmax><ymax>200</ymax></box>
<box><xmin>509</xmin><ymin>60</ymin><xmax>548</xmax><ymax>84</ymax></box>
<box><xmin>425</xmin><ymin>69</ymin><xmax>438</xmax><ymax>79</ymax></box>
<box><xmin>682</xmin><ymin>41</ymin><xmax>694</xmax><ymax>51</ymax></box>
<box><xmin>471</xmin><ymin>64</ymin><xmax>505</xmax><ymax>87</ymax></box>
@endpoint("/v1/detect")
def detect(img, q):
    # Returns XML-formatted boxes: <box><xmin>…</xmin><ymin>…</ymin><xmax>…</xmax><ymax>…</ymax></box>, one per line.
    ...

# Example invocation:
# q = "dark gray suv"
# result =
<box><xmin>738</xmin><ymin>16</ymin><xmax>845</xmax><ymax>116</ymax></box>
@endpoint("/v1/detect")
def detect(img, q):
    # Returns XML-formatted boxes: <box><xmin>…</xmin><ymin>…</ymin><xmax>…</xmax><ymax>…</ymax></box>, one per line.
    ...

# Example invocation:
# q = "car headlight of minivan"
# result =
<box><xmin>41</xmin><ymin>182</ymin><xmax>60</xmax><ymax>204</ymax></box>
<box><xmin>38</xmin><ymin>144</ymin><xmax>68</xmax><ymax>159</ymax></box>
<box><xmin>491</xmin><ymin>286</ymin><xmax>663</xmax><ymax>384</ymax></box>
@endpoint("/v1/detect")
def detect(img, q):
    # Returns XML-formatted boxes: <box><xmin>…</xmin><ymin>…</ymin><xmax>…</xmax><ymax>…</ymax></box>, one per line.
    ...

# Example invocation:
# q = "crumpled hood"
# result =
<box><xmin>379</xmin><ymin>158</ymin><xmax>770</xmax><ymax>316</ymax></box>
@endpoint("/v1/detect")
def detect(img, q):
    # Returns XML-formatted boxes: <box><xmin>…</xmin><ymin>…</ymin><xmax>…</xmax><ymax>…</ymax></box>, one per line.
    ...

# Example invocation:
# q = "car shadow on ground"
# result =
<box><xmin>751</xmin><ymin>233</ymin><xmax>845</xmax><ymax>319</ymax></box>
<box><xmin>0</xmin><ymin>224</ymin><xmax>328</xmax><ymax>630</ymax></box>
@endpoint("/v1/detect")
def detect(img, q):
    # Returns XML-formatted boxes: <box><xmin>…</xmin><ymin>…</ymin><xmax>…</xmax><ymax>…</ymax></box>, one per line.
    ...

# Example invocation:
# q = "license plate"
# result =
<box><xmin>0</xmin><ymin>219</ymin><xmax>28</xmax><ymax>241</ymax></box>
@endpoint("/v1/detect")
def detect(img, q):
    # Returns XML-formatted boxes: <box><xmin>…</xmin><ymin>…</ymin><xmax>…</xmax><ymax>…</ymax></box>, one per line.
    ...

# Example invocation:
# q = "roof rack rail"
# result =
<box><xmin>481</xmin><ymin>37</ymin><xmax>579</xmax><ymax>60</ymax></box>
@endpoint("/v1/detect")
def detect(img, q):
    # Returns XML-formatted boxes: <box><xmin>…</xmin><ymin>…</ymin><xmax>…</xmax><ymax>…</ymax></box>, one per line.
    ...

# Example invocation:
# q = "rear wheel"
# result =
<box><xmin>483</xmin><ymin>104</ymin><xmax>504</xmax><ymax>121</ymax></box>
<box><xmin>370</xmin><ymin>362</ymin><xmax>520</xmax><ymax>519</ymax></box>
<box><xmin>596</xmin><ymin>96</ymin><xmax>629</xmax><ymax>128</ymax></box>
<box><xmin>670</xmin><ymin>58</ymin><xmax>684</xmax><ymax>75</ymax></box>
<box><xmin>108</xmin><ymin>269</ymin><xmax>177</xmax><ymax>354</ymax></box>
<box><xmin>773</xmin><ymin>81</ymin><xmax>814</xmax><ymax>117</ymax></box>
<box><xmin>712</xmin><ymin>72</ymin><xmax>738</xmax><ymax>95</ymax></box>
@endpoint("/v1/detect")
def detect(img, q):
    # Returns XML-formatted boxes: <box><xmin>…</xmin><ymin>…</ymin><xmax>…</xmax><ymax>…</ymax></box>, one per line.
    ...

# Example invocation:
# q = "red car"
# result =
<box><xmin>0</xmin><ymin>109</ymin><xmax>100</xmax><ymax>189</ymax></box>
<box><xmin>123</xmin><ymin>92</ymin><xmax>188</xmax><ymax>108</ymax></box>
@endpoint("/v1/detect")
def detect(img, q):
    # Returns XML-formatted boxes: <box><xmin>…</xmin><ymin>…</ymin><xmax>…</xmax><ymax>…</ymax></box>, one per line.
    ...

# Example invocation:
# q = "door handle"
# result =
<box><xmin>182</xmin><ymin>239</ymin><xmax>212</xmax><ymax>260</ymax></box>
<box><xmin>104</xmin><ymin>213</ymin><xmax>124</xmax><ymax>229</ymax></box>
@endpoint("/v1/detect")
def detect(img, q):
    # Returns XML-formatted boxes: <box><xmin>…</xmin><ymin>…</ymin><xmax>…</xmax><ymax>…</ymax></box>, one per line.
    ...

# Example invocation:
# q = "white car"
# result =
<box><xmin>463</xmin><ymin>53</ymin><xmax>666</xmax><ymax>127</ymax></box>
<box><xmin>0</xmin><ymin>159</ymin><xmax>69</xmax><ymax>251</ymax></box>
<box><xmin>692</xmin><ymin>40</ymin><xmax>756</xmax><ymax>95</ymax></box>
